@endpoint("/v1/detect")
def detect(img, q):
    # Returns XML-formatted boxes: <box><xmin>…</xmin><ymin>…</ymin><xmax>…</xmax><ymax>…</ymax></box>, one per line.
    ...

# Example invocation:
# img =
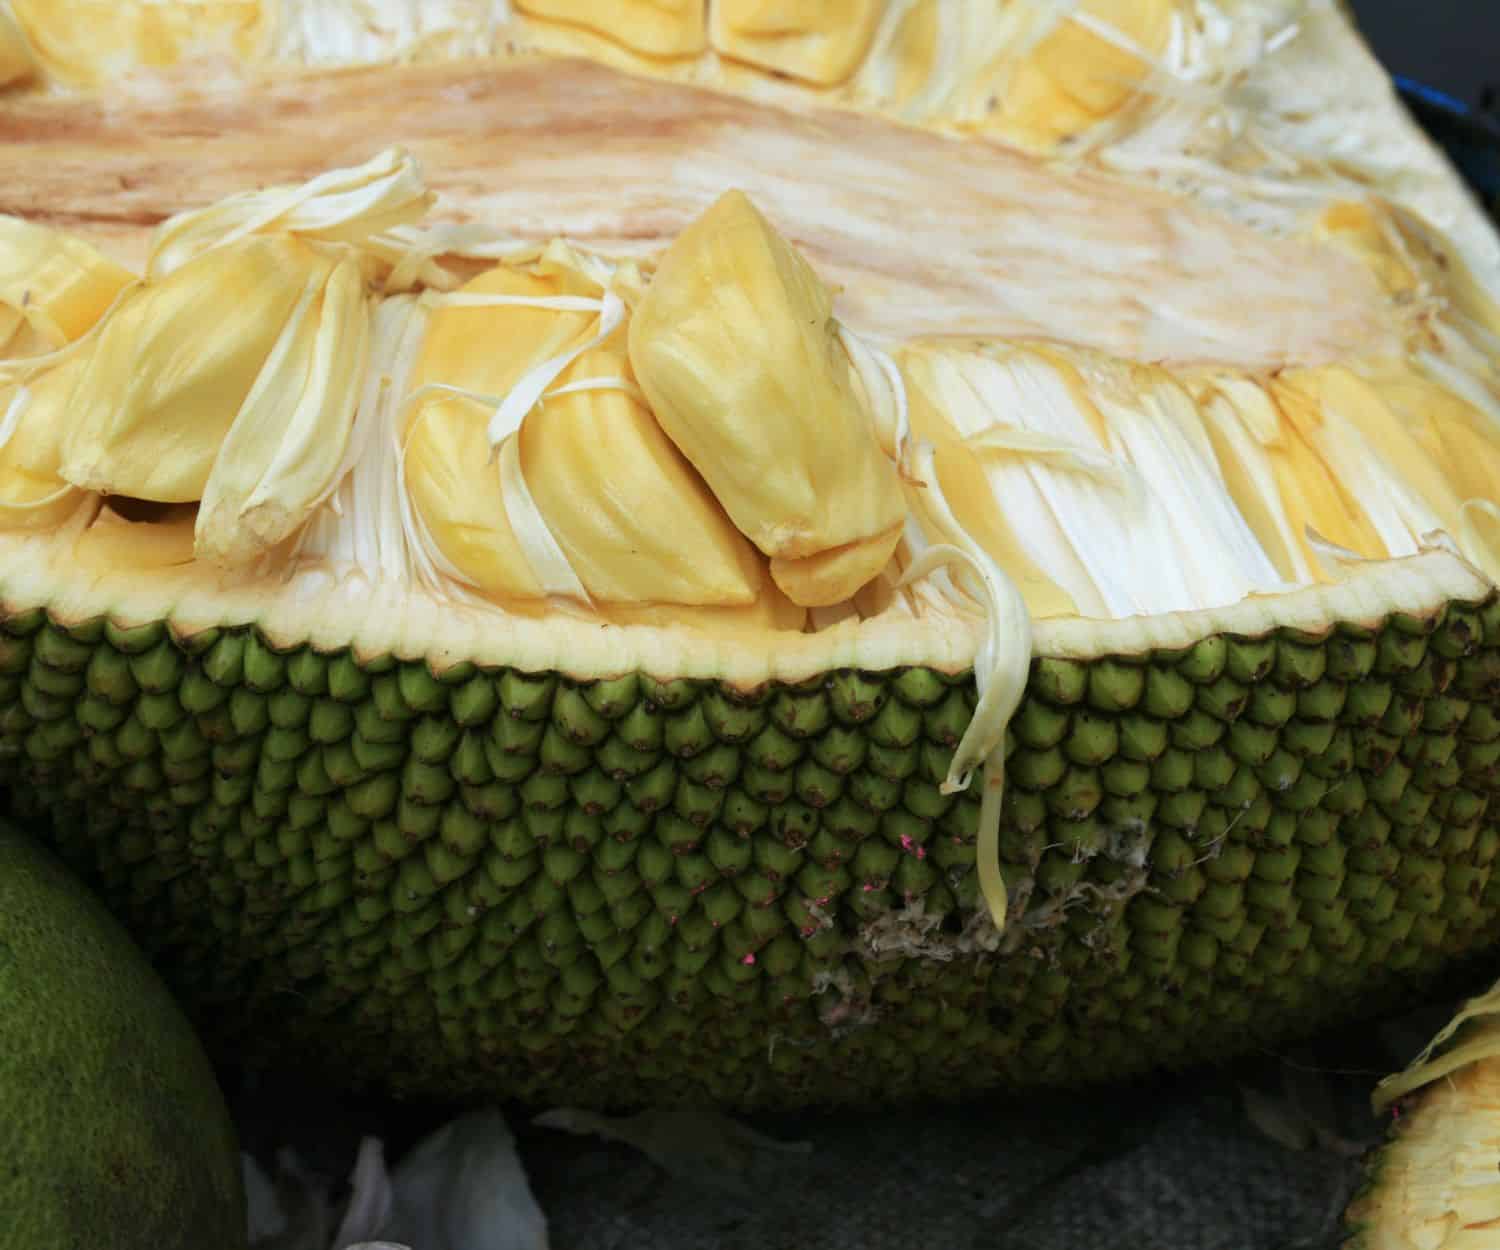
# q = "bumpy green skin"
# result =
<box><xmin>0</xmin><ymin>825</ymin><xmax>245</xmax><ymax>1250</ymax></box>
<box><xmin>3</xmin><ymin>596</ymin><xmax>1500</xmax><ymax>1110</ymax></box>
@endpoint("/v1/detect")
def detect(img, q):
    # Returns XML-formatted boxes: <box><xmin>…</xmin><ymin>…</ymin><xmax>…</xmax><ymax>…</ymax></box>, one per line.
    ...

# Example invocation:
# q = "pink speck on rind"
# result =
<box><xmin>741</xmin><ymin>953</ymin><xmax>756</xmax><ymax>965</ymax></box>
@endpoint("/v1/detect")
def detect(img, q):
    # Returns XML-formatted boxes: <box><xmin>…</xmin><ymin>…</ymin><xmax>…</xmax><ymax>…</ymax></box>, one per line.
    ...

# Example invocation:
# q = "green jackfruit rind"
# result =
<box><xmin>6</xmin><ymin>595</ymin><xmax>1500</xmax><ymax>1109</ymax></box>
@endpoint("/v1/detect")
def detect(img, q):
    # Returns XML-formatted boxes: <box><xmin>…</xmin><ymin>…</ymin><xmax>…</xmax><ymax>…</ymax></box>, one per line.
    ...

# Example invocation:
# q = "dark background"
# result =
<box><xmin>1351</xmin><ymin>0</ymin><xmax>1499</xmax><ymax>111</ymax></box>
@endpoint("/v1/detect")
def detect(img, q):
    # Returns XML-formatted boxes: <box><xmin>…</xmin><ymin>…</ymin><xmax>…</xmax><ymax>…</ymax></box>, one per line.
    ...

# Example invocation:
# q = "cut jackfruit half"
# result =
<box><xmin>0</xmin><ymin>2</ymin><xmax>1497</xmax><ymax>1111</ymax></box>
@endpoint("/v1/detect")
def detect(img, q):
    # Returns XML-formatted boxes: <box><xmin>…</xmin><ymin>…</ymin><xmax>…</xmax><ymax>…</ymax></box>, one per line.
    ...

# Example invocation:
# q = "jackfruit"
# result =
<box><xmin>0</xmin><ymin>5</ymin><xmax>35</xmax><ymax>87</ymax></box>
<box><xmin>1345</xmin><ymin>979</ymin><xmax>1500</xmax><ymax>1248</ymax></box>
<box><xmin>7</xmin><ymin>0</ymin><xmax>267</xmax><ymax>89</ymax></box>
<box><xmin>0</xmin><ymin>2</ymin><xmax>1497</xmax><ymax>1115</ymax></box>
<box><xmin>708</xmin><ymin>0</ymin><xmax>885</xmax><ymax>87</ymax></box>
<box><xmin>401</xmin><ymin>254</ymin><xmax>776</xmax><ymax>616</ymax></box>
<box><xmin>971</xmin><ymin>0</ymin><xmax>1176</xmax><ymax>148</ymax></box>
<box><xmin>628</xmin><ymin>190</ymin><xmax>906</xmax><ymax>609</ymax></box>
<box><xmin>56</xmin><ymin>235</ymin><xmax>369</xmax><ymax>567</ymax></box>
<box><xmin>514</xmin><ymin>0</ymin><xmax>705</xmax><ymax>59</ymax></box>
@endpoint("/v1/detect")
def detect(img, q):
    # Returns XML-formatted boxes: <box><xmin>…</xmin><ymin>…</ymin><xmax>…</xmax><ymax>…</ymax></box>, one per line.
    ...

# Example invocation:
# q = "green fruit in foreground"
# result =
<box><xmin>0</xmin><ymin>825</ymin><xmax>245</xmax><ymax>1250</ymax></box>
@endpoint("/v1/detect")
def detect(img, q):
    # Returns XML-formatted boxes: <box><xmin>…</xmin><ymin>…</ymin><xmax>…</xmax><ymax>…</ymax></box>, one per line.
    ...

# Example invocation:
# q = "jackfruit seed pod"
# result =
<box><xmin>59</xmin><ymin>233</ymin><xmax>371</xmax><ymax>566</ymax></box>
<box><xmin>970</xmin><ymin>0</ymin><xmax>1174</xmax><ymax>147</ymax></box>
<box><xmin>0</xmin><ymin>7</ymin><xmax>36</xmax><ymax>87</ymax></box>
<box><xmin>0</xmin><ymin>354</ymin><xmax>90</xmax><ymax>530</ymax></box>
<box><xmin>194</xmin><ymin>252</ymin><xmax>371</xmax><ymax>566</ymax></box>
<box><xmin>515</xmin><ymin>0</ymin><xmax>706</xmax><ymax>58</ymax></box>
<box><xmin>0</xmin><ymin>220</ymin><xmax>138</xmax><ymax>532</ymax></box>
<box><xmin>8</xmin><ymin>0</ymin><xmax>269</xmax><ymax>90</ymax></box>
<box><xmin>628</xmin><ymin>190</ymin><xmax>906</xmax><ymax>608</ymax></box>
<box><xmin>403</xmin><ymin>261</ymin><xmax>769</xmax><ymax>609</ymax></box>
<box><xmin>0</xmin><ymin>217</ymin><xmax>136</xmax><ymax>359</ymax></box>
<box><xmin>709</xmin><ymin>0</ymin><xmax>885</xmax><ymax>86</ymax></box>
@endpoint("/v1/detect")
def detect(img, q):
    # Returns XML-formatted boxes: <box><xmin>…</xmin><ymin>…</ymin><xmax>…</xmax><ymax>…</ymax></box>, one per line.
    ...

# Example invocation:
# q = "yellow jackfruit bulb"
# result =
<box><xmin>515</xmin><ymin>0</ymin><xmax>706</xmax><ymax>59</ymax></box>
<box><xmin>145</xmin><ymin>147</ymin><xmax>432</xmax><ymax>283</ymax></box>
<box><xmin>980</xmin><ymin>0</ymin><xmax>1174</xmax><ymax>147</ymax></box>
<box><xmin>0</xmin><ymin>7</ymin><xmax>36</xmax><ymax>87</ymax></box>
<box><xmin>0</xmin><ymin>217</ymin><xmax>136</xmax><ymax>359</ymax></box>
<box><xmin>404</xmin><ymin>263</ymin><xmax>766</xmax><ymax>608</ymax></box>
<box><xmin>768</xmin><ymin>525</ymin><xmax>904</xmax><ymax>610</ymax></box>
<box><xmin>194</xmin><ymin>252</ymin><xmax>371</xmax><ymax>567</ymax></box>
<box><xmin>1272</xmin><ymin>364</ymin><xmax>1500</xmax><ymax>578</ymax></box>
<box><xmin>524</xmin><ymin>349</ymin><xmax>769</xmax><ymax>607</ymax></box>
<box><xmin>59</xmin><ymin>235</ymin><xmax>335</xmax><ymax>505</ymax></box>
<box><xmin>628</xmin><ymin>190</ymin><xmax>906</xmax><ymax>608</ymax></box>
<box><xmin>403</xmin><ymin>267</ymin><xmax>589</xmax><ymax>602</ymax></box>
<box><xmin>0</xmin><ymin>355</ymin><xmax>90</xmax><ymax>530</ymax></box>
<box><xmin>8</xmin><ymin>0</ymin><xmax>267</xmax><ymax>89</ymax></box>
<box><xmin>710</xmin><ymin>0</ymin><xmax>884</xmax><ymax>87</ymax></box>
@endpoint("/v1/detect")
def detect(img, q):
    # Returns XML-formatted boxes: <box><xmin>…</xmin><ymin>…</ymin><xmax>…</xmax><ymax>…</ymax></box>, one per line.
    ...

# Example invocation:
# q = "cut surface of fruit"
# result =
<box><xmin>1346</xmin><ymin>979</ymin><xmax>1500</xmax><ymax>1249</ymax></box>
<box><xmin>0</xmin><ymin>1</ymin><xmax>1498</xmax><ymax>1109</ymax></box>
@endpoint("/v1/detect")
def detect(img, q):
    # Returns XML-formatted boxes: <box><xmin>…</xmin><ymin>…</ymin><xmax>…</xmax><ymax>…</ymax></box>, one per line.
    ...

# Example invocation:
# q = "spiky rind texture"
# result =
<box><xmin>4</xmin><ymin>586</ymin><xmax>1500</xmax><ymax>1109</ymax></box>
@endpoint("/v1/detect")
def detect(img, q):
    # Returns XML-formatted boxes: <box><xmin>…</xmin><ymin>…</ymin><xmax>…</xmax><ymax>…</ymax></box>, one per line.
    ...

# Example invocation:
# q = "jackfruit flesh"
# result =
<box><xmin>7</xmin><ymin>0</ymin><xmax>266</xmax><ymax>89</ymax></box>
<box><xmin>1347</xmin><ymin>980</ymin><xmax>1500</xmax><ymax>1248</ymax></box>
<box><xmin>0</xmin><ymin>222</ymin><xmax>135</xmax><ymax>529</ymax></box>
<box><xmin>513</xmin><ymin>0</ymin><xmax>705</xmax><ymax>59</ymax></box>
<box><xmin>0</xmin><ymin>0</ymin><xmax>1278</xmax><ymax>163</ymax></box>
<box><xmin>628</xmin><ymin>190</ymin><xmax>907</xmax><ymax>608</ymax></box>
<box><xmin>973</xmin><ymin>0</ymin><xmax>1176</xmax><ymax>147</ymax></box>
<box><xmin>0</xmin><ymin>217</ymin><xmax>134</xmax><ymax>357</ymax></box>
<box><xmin>402</xmin><ymin>257</ymin><xmax>769</xmax><ymax>610</ymax></box>
<box><xmin>0</xmin><ymin>355</ymin><xmax>89</xmax><ymax>529</ymax></box>
<box><xmin>0</xmin><ymin>3</ymin><xmax>1498</xmax><ymax>1112</ymax></box>
<box><xmin>0</xmin><ymin>6</ymin><xmax>34</xmax><ymax>87</ymax></box>
<box><xmin>58</xmin><ymin>236</ymin><xmax>328</xmax><ymax>503</ymax></box>
<box><xmin>709</xmin><ymin>0</ymin><xmax>885</xmax><ymax>87</ymax></box>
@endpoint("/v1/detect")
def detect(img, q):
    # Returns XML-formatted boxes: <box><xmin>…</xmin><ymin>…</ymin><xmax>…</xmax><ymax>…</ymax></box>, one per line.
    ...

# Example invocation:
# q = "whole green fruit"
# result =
<box><xmin>0</xmin><ymin>825</ymin><xmax>245</xmax><ymax>1249</ymax></box>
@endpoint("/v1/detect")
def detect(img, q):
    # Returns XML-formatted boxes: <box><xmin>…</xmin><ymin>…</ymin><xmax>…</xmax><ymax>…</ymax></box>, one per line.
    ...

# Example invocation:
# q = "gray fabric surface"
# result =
<box><xmin>237</xmin><ymin>1008</ymin><xmax>1452</xmax><ymax>1250</ymax></box>
<box><xmin>520</xmin><ymin>1077</ymin><xmax>1368</xmax><ymax>1250</ymax></box>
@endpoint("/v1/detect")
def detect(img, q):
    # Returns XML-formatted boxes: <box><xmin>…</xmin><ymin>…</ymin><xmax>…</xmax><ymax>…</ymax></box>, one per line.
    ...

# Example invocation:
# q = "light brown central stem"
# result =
<box><xmin>0</xmin><ymin>56</ymin><xmax>1396</xmax><ymax>369</ymax></box>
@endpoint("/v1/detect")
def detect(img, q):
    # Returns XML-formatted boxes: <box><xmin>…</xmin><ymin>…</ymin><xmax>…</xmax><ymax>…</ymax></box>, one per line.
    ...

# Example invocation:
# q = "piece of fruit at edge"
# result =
<box><xmin>0</xmin><ymin>823</ymin><xmax>245</xmax><ymax>1250</ymax></box>
<box><xmin>1344</xmin><ymin>976</ymin><xmax>1500</xmax><ymax>1248</ymax></box>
